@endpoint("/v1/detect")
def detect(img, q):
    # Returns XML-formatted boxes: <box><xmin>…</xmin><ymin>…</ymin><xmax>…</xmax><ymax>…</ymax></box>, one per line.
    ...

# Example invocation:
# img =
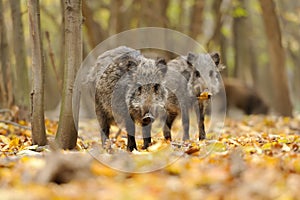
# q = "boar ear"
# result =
<box><xmin>156</xmin><ymin>57</ymin><xmax>167</xmax><ymax>76</ymax></box>
<box><xmin>116</xmin><ymin>54</ymin><xmax>138</xmax><ymax>71</ymax></box>
<box><xmin>182</xmin><ymin>70</ymin><xmax>191</xmax><ymax>81</ymax></box>
<box><xmin>210</xmin><ymin>52</ymin><xmax>220</xmax><ymax>66</ymax></box>
<box><xmin>187</xmin><ymin>52</ymin><xmax>196</xmax><ymax>65</ymax></box>
<box><xmin>125</xmin><ymin>59</ymin><xmax>138</xmax><ymax>70</ymax></box>
<box><xmin>210</xmin><ymin>52</ymin><xmax>226</xmax><ymax>71</ymax></box>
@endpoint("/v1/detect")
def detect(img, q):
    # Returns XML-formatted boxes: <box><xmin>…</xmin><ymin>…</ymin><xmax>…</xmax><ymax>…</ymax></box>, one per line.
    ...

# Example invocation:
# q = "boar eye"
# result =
<box><xmin>127</xmin><ymin>60</ymin><xmax>137</xmax><ymax>67</ymax></box>
<box><xmin>154</xmin><ymin>83</ymin><xmax>160</xmax><ymax>93</ymax></box>
<box><xmin>209</xmin><ymin>70</ymin><xmax>214</xmax><ymax>77</ymax></box>
<box><xmin>137</xmin><ymin>86</ymin><xmax>142</xmax><ymax>94</ymax></box>
<box><xmin>135</xmin><ymin>83</ymin><xmax>142</xmax><ymax>94</ymax></box>
<box><xmin>195</xmin><ymin>71</ymin><xmax>201</xmax><ymax>78</ymax></box>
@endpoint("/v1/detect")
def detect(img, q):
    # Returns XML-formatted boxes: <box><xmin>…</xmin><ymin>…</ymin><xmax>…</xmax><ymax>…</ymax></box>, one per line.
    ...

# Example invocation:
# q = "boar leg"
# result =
<box><xmin>125</xmin><ymin>119</ymin><xmax>137</xmax><ymax>151</ymax></box>
<box><xmin>96</xmin><ymin>111</ymin><xmax>110</xmax><ymax>148</ymax></box>
<box><xmin>163</xmin><ymin>113</ymin><xmax>177</xmax><ymax>141</ymax></box>
<box><xmin>195</xmin><ymin>102</ymin><xmax>206</xmax><ymax>140</ymax></box>
<box><xmin>181</xmin><ymin>106</ymin><xmax>190</xmax><ymax>141</ymax></box>
<box><xmin>142</xmin><ymin>124</ymin><xmax>152</xmax><ymax>149</ymax></box>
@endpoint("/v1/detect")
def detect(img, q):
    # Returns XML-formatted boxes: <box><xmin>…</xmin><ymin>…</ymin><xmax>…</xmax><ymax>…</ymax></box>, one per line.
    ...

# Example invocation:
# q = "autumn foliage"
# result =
<box><xmin>0</xmin><ymin>112</ymin><xmax>299</xmax><ymax>199</ymax></box>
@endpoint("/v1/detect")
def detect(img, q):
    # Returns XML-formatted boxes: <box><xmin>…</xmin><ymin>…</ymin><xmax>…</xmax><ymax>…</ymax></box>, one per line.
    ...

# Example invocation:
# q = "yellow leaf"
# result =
<box><xmin>281</xmin><ymin>144</ymin><xmax>291</xmax><ymax>152</ymax></box>
<box><xmin>262</xmin><ymin>143</ymin><xmax>272</xmax><ymax>150</ymax></box>
<box><xmin>294</xmin><ymin>160</ymin><xmax>300</xmax><ymax>173</ymax></box>
<box><xmin>90</xmin><ymin>161</ymin><xmax>117</xmax><ymax>177</ymax></box>
<box><xmin>243</xmin><ymin>145</ymin><xmax>257</xmax><ymax>154</ymax></box>
<box><xmin>9</xmin><ymin>137</ymin><xmax>20</xmax><ymax>149</ymax></box>
<box><xmin>0</xmin><ymin>135</ymin><xmax>10</xmax><ymax>145</ymax></box>
<box><xmin>198</xmin><ymin>91</ymin><xmax>212</xmax><ymax>100</ymax></box>
<box><xmin>207</xmin><ymin>142</ymin><xmax>227</xmax><ymax>152</ymax></box>
<box><xmin>147</xmin><ymin>140</ymin><xmax>168</xmax><ymax>152</ymax></box>
<box><xmin>278</xmin><ymin>138</ymin><xmax>288</xmax><ymax>144</ymax></box>
<box><xmin>18</xmin><ymin>120</ymin><xmax>27</xmax><ymax>125</ymax></box>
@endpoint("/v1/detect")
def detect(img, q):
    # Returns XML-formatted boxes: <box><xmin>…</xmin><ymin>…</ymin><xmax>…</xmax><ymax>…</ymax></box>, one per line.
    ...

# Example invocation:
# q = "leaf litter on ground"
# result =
<box><xmin>0</xmin><ymin>113</ymin><xmax>300</xmax><ymax>199</ymax></box>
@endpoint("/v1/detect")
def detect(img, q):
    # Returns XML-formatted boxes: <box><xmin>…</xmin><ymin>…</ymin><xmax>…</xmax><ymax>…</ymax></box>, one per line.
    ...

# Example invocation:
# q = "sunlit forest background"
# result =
<box><xmin>0</xmin><ymin>0</ymin><xmax>300</xmax><ymax>116</ymax></box>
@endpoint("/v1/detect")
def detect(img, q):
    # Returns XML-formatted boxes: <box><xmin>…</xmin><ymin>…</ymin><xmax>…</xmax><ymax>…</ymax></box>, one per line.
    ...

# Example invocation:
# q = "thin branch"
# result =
<box><xmin>0</xmin><ymin>109</ymin><xmax>12</xmax><ymax>114</ymax></box>
<box><xmin>0</xmin><ymin>120</ymin><xmax>31</xmax><ymax>130</ymax></box>
<box><xmin>45</xmin><ymin>31</ymin><xmax>62</xmax><ymax>93</ymax></box>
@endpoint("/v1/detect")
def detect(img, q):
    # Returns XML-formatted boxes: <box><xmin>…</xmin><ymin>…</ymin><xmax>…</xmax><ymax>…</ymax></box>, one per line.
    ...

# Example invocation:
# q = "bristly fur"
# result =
<box><xmin>163</xmin><ymin>52</ymin><xmax>225</xmax><ymax>141</ymax></box>
<box><xmin>93</xmin><ymin>46</ymin><xmax>168</xmax><ymax>151</ymax></box>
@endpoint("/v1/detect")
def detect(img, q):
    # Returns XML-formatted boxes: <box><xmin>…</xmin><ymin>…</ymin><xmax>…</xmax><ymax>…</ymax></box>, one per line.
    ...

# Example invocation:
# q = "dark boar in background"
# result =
<box><xmin>224</xmin><ymin>78</ymin><xmax>269</xmax><ymax>115</ymax></box>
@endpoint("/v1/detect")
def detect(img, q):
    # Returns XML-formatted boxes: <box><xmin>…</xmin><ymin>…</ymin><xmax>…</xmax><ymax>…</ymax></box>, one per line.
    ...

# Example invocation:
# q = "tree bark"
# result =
<box><xmin>109</xmin><ymin>0</ymin><xmax>123</xmax><ymax>34</ymax></box>
<box><xmin>233</xmin><ymin>0</ymin><xmax>253</xmax><ymax>85</ymax></box>
<box><xmin>56</xmin><ymin>0</ymin><xmax>82</xmax><ymax>149</ymax></box>
<box><xmin>259</xmin><ymin>0</ymin><xmax>293</xmax><ymax>116</ymax></box>
<box><xmin>59</xmin><ymin>0</ymin><xmax>65</xmax><ymax>82</ymax></box>
<box><xmin>278</xmin><ymin>0</ymin><xmax>300</xmax><ymax>110</ymax></box>
<box><xmin>177</xmin><ymin>0</ymin><xmax>185</xmax><ymax>32</ymax></box>
<box><xmin>82</xmin><ymin>0</ymin><xmax>106</xmax><ymax>49</ymax></box>
<box><xmin>206</xmin><ymin>0</ymin><xmax>223</xmax><ymax>51</ymax></box>
<box><xmin>0</xmin><ymin>0</ymin><xmax>13</xmax><ymax>108</ymax></box>
<box><xmin>28</xmin><ymin>0</ymin><xmax>47</xmax><ymax>145</ymax></box>
<box><xmin>9</xmin><ymin>0</ymin><xmax>30</xmax><ymax>114</ymax></box>
<box><xmin>189</xmin><ymin>0</ymin><xmax>205</xmax><ymax>40</ymax></box>
<box><xmin>140</xmin><ymin>0</ymin><xmax>169</xmax><ymax>27</ymax></box>
<box><xmin>286</xmin><ymin>42</ymin><xmax>300</xmax><ymax>110</ymax></box>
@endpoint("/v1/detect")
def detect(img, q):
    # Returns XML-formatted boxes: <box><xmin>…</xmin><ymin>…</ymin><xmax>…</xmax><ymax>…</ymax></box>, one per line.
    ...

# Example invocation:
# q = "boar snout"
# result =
<box><xmin>142</xmin><ymin>112</ymin><xmax>155</xmax><ymax>126</ymax></box>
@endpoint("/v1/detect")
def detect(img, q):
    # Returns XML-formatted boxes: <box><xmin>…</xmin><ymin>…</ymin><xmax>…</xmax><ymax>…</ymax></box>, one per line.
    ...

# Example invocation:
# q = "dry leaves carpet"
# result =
<box><xmin>0</xmin><ymin>113</ymin><xmax>300</xmax><ymax>200</ymax></box>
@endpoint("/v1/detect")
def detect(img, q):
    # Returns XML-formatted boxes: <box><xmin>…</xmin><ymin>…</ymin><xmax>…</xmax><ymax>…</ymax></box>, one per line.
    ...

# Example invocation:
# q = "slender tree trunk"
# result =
<box><xmin>140</xmin><ymin>0</ymin><xmax>169</xmax><ymax>27</ymax></box>
<box><xmin>109</xmin><ymin>0</ymin><xmax>123</xmax><ymax>34</ymax></box>
<box><xmin>133</xmin><ymin>0</ymin><xmax>142</xmax><ymax>27</ymax></box>
<box><xmin>177</xmin><ymin>0</ymin><xmax>185</xmax><ymax>32</ymax></box>
<box><xmin>206</xmin><ymin>0</ymin><xmax>222</xmax><ymax>51</ymax></box>
<box><xmin>259</xmin><ymin>0</ymin><xmax>293</xmax><ymax>116</ymax></box>
<box><xmin>59</xmin><ymin>0</ymin><xmax>65</xmax><ymax>82</ymax></box>
<box><xmin>220</xmin><ymin>33</ymin><xmax>228</xmax><ymax>77</ymax></box>
<box><xmin>189</xmin><ymin>0</ymin><xmax>205</xmax><ymax>40</ymax></box>
<box><xmin>287</xmin><ymin>46</ymin><xmax>300</xmax><ymax>109</ymax></box>
<box><xmin>56</xmin><ymin>0</ymin><xmax>82</xmax><ymax>149</ymax></box>
<box><xmin>28</xmin><ymin>0</ymin><xmax>47</xmax><ymax>145</ymax></box>
<box><xmin>233</xmin><ymin>0</ymin><xmax>253</xmax><ymax>85</ymax></box>
<box><xmin>82</xmin><ymin>0</ymin><xmax>106</xmax><ymax>49</ymax></box>
<box><xmin>278</xmin><ymin>0</ymin><xmax>300</xmax><ymax>110</ymax></box>
<box><xmin>9</xmin><ymin>0</ymin><xmax>30</xmax><ymax>114</ymax></box>
<box><xmin>44</xmin><ymin>31</ymin><xmax>62</xmax><ymax>110</ymax></box>
<box><xmin>0</xmin><ymin>0</ymin><xmax>13</xmax><ymax>108</ymax></box>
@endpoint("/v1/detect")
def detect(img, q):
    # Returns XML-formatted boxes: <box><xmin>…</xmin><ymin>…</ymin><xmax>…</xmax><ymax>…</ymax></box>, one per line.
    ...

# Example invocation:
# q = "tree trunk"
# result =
<box><xmin>82</xmin><ymin>0</ymin><xmax>106</xmax><ymax>49</ymax></box>
<box><xmin>59</xmin><ymin>0</ymin><xmax>65</xmax><ymax>82</ymax></box>
<box><xmin>177</xmin><ymin>0</ymin><xmax>185</xmax><ymax>32</ymax></box>
<box><xmin>44</xmin><ymin>31</ymin><xmax>62</xmax><ymax>110</ymax></box>
<box><xmin>56</xmin><ymin>0</ymin><xmax>82</xmax><ymax>149</ymax></box>
<box><xmin>109</xmin><ymin>0</ymin><xmax>123</xmax><ymax>34</ymax></box>
<box><xmin>259</xmin><ymin>0</ymin><xmax>293</xmax><ymax>116</ymax></box>
<box><xmin>278</xmin><ymin>0</ymin><xmax>300</xmax><ymax>111</ymax></box>
<box><xmin>0</xmin><ymin>0</ymin><xmax>13</xmax><ymax>108</ymax></box>
<box><xmin>140</xmin><ymin>0</ymin><xmax>169</xmax><ymax>27</ymax></box>
<box><xmin>28</xmin><ymin>0</ymin><xmax>47</xmax><ymax>145</ymax></box>
<box><xmin>206</xmin><ymin>0</ymin><xmax>222</xmax><ymax>51</ymax></box>
<box><xmin>233</xmin><ymin>0</ymin><xmax>253</xmax><ymax>85</ymax></box>
<box><xmin>189</xmin><ymin>0</ymin><xmax>205</xmax><ymax>40</ymax></box>
<box><xmin>9</xmin><ymin>0</ymin><xmax>30</xmax><ymax>115</ymax></box>
<box><xmin>207</xmin><ymin>0</ymin><xmax>230</xmax><ymax>76</ymax></box>
<box><xmin>287</xmin><ymin>45</ymin><xmax>300</xmax><ymax>111</ymax></box>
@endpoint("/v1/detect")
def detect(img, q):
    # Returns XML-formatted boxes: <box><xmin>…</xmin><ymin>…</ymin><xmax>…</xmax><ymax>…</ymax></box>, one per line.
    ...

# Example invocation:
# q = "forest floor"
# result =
<box><xmin>0</xmin><ymin>112</ymin><xmax>300</xmax><ymax>200</ymax></box>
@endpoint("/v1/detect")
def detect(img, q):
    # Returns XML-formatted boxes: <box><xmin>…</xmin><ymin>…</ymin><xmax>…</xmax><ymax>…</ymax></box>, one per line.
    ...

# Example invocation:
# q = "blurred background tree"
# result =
<box><xmin>0</xmin><ymin>0</ymin><xmax>299</xmax><ymax>117</ymax></box>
